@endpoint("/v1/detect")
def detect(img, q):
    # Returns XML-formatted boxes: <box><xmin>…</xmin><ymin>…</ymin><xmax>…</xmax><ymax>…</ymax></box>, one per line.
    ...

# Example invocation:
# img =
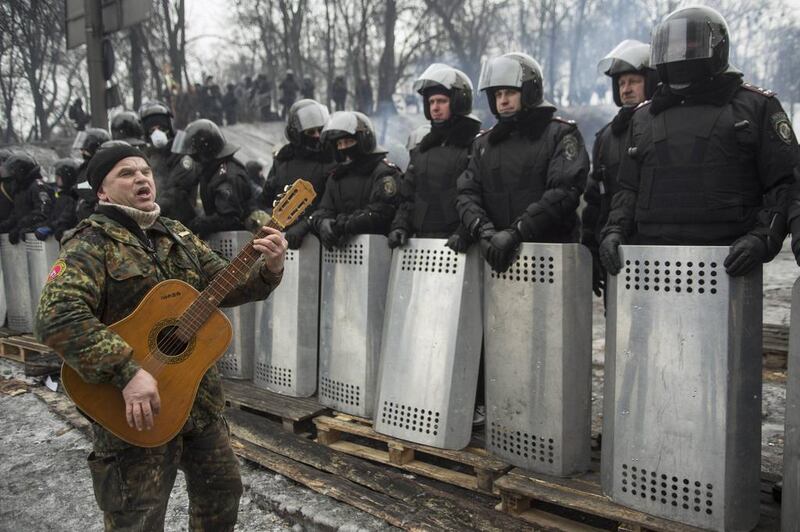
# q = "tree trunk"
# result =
<box><xmin>377</xmin><ymin>0</ymin><xmax>397</xmax><ymax>115</ymax></box>
<box><xmin>130</xmin><ymin>26</ymin><xmax>143</xmax><ymax>110</ymax></box>
<box><xmin>567</xmin><ymin>0</ymin><xmax>588</xmax><ymax>105</ymax></box>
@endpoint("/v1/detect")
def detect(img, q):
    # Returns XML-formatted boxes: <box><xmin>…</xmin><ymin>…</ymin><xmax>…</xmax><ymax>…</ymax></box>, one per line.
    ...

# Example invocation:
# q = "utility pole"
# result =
<box><xmin>84</xmin><ymin>0</ymin><xmax>107</xmax><ymax>128</ymax></box>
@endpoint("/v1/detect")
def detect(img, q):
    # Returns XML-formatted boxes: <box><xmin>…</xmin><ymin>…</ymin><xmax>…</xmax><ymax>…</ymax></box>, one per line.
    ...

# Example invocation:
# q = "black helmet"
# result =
<box><xmin>413</xmin><ymin>63</ymin><xmax>474</xmax><ymax>120</ymax></box>
<box><xmin>597</xmin><ymin>39</ymin><xmax>660</xmax><ymax>106</ymax></box>
<box><xmin>53</xmin><ymin>158</ymin><xmax>81</xmax><ymax>190</ymax></box>
<box><xmin>1</xmin><ymin>152</ymin><xmax>41</xmax><ymax>185</ymax></box>
<box><xmin>138</xmin><ymin>100</ymin><xmax>174</xmax><ymax>136</ymax></box>
<box><xmin>651</xmin><ymin>6</ymin><xmax>730</xmax><ymax>89</ymax></box>
<box><xmin>171</xmin><ymin>118</ymin><xmax>238</xmax><ymax>161</ymax></box>
<box><xmin>72</xmin><ymin>127</ymin><xmax>111</xmax><ymax>160</ymax></box>
<box><xmin>0</xmin><ymin>148</ymin><xmax>14</xmax><ymax>170</ymax></box>
<box><xmin>285</xmin><ymin>99</ymin><xmax>330</xmax><ymax>149</ymax></box>
<box><xmin>110</xmin><ymin>110</ymin><xmax>145</xmax><ymax>145</ymax></box>
<box><xmin>321</xmin><ymin>111</ymin><xmax>377</xmax><ymax>156</ymax></box>
<box><xmin>478</xmin><ymin>52</ymin><xmax>549</xmax><ymax>116</ymax></box>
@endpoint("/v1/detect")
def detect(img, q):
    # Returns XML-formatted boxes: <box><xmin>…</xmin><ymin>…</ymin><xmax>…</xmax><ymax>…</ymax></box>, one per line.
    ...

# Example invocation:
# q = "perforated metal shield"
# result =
<box><xmin>0</xmin><ymin>234</ymin><xmax>34</xmax><ymax>332</ymax></box>
<box><xmin>254</xmin><ymin>235</ymin><xmax>320</xmax><ymax>397</ymax></box>
<box><xmin>318</xmin><ymin>235</ymin><xmax>391</xmax><ymax>418</ymax></box>
<box><xmin>374</xmin><ymin>240</ymin><xmax>482</xmax><ymax>449</ymax></box>
<box><xmin>24</xmin><ymin>234</ymin><xmax>60</xmax><ymax>319</ymax></box>
<box><xmin>602</xmin><ymin>246</ymin><xmax>762</xmax><ymax>530</ymax></box>
<box><xmin>484</xmin><ymin>243</ymin><xmax>592</xmax><ymax>475</ymax></box>
<box><xmin>785</xmin><ymin>278</ymin><xmax>800</xmax><ymax>532</ymax></box>
<box><xmin>207</xmin><ymin>231</ymin><xmax>257</xmax><ymax>379</ymax></box>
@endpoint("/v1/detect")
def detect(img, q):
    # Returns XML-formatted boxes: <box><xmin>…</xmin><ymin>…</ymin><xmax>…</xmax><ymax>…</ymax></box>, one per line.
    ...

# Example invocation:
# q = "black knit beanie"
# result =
<box><xmin>86</xmin><ymin>142</ymin><xmax>149</xmax><ymax>193</ymax></box>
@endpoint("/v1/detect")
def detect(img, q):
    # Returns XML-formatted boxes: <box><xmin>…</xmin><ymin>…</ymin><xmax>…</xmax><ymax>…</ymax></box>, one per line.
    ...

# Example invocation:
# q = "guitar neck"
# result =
<box><xmin>178</xmin><ymin>220</ymin><xmax>284</xmax><ymax>337</ymax></box>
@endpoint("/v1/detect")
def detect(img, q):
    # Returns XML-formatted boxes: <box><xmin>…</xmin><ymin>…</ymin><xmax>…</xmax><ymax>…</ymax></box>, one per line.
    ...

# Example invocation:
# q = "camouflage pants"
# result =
<box><xmin>86</xmin><ymin>417</ymin><xmax>242</xmax><ymax>532</ymax></box>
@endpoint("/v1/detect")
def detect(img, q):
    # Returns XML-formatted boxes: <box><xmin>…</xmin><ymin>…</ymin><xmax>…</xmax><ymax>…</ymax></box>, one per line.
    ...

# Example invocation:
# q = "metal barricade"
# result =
<box><xmin>602</xmin><ymin>245</ymin><xmax>762</xmax><ymax>530</ymax></box>
<box><xmin>374</xmin><ymin>240</ymin><xmax>482</xmax><ymax>449</ymax></box>
<box><xmin>484</xmin><ymin>243</ymin><xmax>592</xmax><ymax>476</ymax></box>
<box><xmin>785</xmin><ymin>278</ymin><xmax>800</xmax><ymax>532</ymax></box>
<box><xmin>318</xmin><ymin>235</ymin><xmax>391</xmax><ymax>418</ymax></box>
<box><xmin>25</xmin><ymin>234</ymin><xmax>60</xmax><ymax>318</ymax></box>
<box><xmin>254</xmin><ymin>235</ymin><xmax>320</xmax><ymax>397</ymax></box>
<box><xmin>207</xmin><ymin>231</ymin><xmax>257</xmax><ymax>379</ymax></box>
<box><xmin>0</xmin><ymin>234</ymin><xmax>34</xmax><ymax>332</ymax></box>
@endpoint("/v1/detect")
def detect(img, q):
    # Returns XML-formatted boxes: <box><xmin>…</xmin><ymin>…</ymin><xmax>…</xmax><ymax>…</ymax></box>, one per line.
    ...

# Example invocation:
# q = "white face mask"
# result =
<box><xmin>150</xmin><ymin>129</ymin><xmax>169</xmax><ymax>148</ymax></box>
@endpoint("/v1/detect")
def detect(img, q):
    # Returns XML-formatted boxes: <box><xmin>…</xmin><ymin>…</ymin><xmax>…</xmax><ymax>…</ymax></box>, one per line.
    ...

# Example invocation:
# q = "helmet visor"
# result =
<box><xmin>651</xmin><ymin>19</ymin><xmax>715</xmax><ymax>66</ymax></box>
<box><xmin>322</xmin><ymin>112</ymin><xmax>359</xmax><ymax>136</ymax></box>
<box><xmin>478</xmin><ymin>56</ymin><xmax>524</xmax><ymax>91</ymax></box>
<box><xmin>71</xmin><ymin>131</ymin><xmax>87</xmax><ymax>157</ymax></box>
<box><xmin>413</xmin><ymin>63</ymin><xmax>473</xmax><ymax>93</ymax></box>
<box><xmin>598</xmin><ymin>40</ymin><xmax>651</xmax><ymax>75</ymax></box>
<box><xmin>170</xmin><ymin>130</ymin><xmax>192</xmax><ymax>155</ymax></box>
<box><xmin>295</xmin><ymin>103</ymin><xmax>330</xmax><ymax>131</ymax></box>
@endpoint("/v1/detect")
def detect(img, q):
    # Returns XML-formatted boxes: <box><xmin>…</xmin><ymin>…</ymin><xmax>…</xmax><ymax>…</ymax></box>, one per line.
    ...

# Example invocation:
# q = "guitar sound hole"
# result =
<box><xmin>156</xmin><ymin>326</ymin><xmax>188</xmax><ymax>357</ymax></box>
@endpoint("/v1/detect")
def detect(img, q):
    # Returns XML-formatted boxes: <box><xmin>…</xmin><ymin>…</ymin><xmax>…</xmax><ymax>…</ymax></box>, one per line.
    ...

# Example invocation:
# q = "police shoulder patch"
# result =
<box><xmin>561</xmin><ymin>134</ymin><xmax>580</xmax><ymax>161</ymax></box>
<box><xmin>380</xmin><ymin>175</ymin><xmax>398</xmax><ymax>198</ymax></box>
<box><xmin>181</xmin><ymin>155</ymin><xmax>193</xmax><ymax>170</ymax></box>
<box><xmin>770</xmin><ymin>111</ymin><xmax>795</xmax><ymax>145</ymax></box>
<box><xmin>47</xmin><ymin>259</ymin><xmax>67</xmax><ymax>282</ymax></box>
<box><xmin>742</xmin><ymin>83</ymin><xmax>775</xmax><ymax>98</ymax></box>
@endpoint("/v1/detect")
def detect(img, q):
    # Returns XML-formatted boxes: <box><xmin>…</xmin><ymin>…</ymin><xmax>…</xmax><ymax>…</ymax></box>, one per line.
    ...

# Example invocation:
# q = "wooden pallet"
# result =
<box><xmin>314</xmin><ymin>413</ymin><xmax>511</xmax><ymax>495</ymax></box>
<box><xmin>0</xmin><ymin>333</ymin><xmax>61</xmax><ymax>376</ymax></box>
<box><xmin>494</xmin><ymin>466</ymin><xmax>781</xmax><ymax>532</ymax></box>
<box><xmin>222</xmin><ymin>378</ymin><xmax>329</xmax><ymax>434</ymax></box>
<box><xmin>763</xmin><ymin>323</ymin><xmax>789</xmax><ymax>369</ymax></box>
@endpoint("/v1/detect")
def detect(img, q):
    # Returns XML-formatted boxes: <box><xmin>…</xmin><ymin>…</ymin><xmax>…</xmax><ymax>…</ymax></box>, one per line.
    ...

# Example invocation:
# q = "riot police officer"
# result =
<box><xmin>172</xmin><ymin>118</ymin><xmax>252</xmax><ymax>238</ymax></box>
<box><xmin>139</xmin><ymin>100</ymin><xmax>198</xmax><ymax>224</ymax></box>
<box><xmin>0</xmin><ymin>148</ymin><xmax>16</xmax><ymax>224</ymax></box>
<box><xmin>388</xmin><ymin>64</ymin><xmax>481</xmax><ymax>251</ymax></box>
<box><xmin>73</xmin><ymin>127</ymin><xmax>111</xmax><ymax>221</ymax></box>
<box><xmin>583</xmin><ymin>40</ymin><xmax>658</xmax><ymax>296</ymax></box>
<box><xmin>0</xmin><ymin>153</ymin><xmax>54</xmax><ymax>244</ymax></box>
<box><xmin>259</xmin><ymin>99</ymin><xmax>335</xmax><ymax>249</ymax></box>
<box><xmin>35</xmin><ymin>158</ymin><xmax>81</xmax><ymax>242</ymax></box>
<box><xmin>600</xmin><ymin>6</ymin><xmax>798</xmax><ymax>277</ymax></box>
<box><xmin>309</xmin><ymin>111</ymin><xmax>400</xmax><ymax>249</ymax></box>
<box><xmin>456</xmin><ymin>52</ymin><xmax>590</xmax><ymax>273</ymax></box>
<box><xmin>110</xmin><ymin>110</ymin><xmax>146</xmax><ymax>146</ymax></box>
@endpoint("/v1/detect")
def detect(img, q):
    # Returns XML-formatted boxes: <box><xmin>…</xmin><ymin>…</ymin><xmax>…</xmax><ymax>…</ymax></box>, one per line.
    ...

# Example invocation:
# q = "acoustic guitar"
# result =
<box><xmin>61</xmin><ymin>179</ymin><xmax>316</xmax><ymax>447</ymax></box>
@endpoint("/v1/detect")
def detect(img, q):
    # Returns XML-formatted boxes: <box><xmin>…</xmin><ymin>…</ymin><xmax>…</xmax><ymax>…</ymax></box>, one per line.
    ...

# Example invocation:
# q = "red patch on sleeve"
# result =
<box><xmin>47</xmin><ymin>260</ymin><xmax>67</xmax><ymax>282</ymax></box>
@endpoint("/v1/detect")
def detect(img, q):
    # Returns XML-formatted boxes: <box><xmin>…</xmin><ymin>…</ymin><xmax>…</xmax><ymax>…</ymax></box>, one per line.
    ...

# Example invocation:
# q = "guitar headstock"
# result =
<box><xmin>270</xmin><ymin>179</ymin><xmax>316</xmax><ymax>230</ymax></box>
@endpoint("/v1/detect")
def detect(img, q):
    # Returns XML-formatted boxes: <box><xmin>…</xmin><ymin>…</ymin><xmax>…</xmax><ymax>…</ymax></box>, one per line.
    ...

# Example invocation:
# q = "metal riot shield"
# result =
<box><xmin>207</xmin><ymin>231</ymin><xmax>257</xmax><ymax>379</ymax></box>
<box><xmin>602</xmin><ymin>246</ymin><xmax>762</xmax><ymax>530</ymax></box>
<box><xmin>254</xmin><ymin>235</ymin><xmax>321</xmax><ymax>397</ymax></box>
<box><xmin>484</xmin><ymin>243</ymin><xmax>592</xmax><ymax>476</ymax></box>
<box><xmin>25</xmin><ymin>234</ymin><xmax>60</xmax><ymax>318</ymax></box>
<box><xmin>318</xmin><ymin>235</ymin><xmax>391</xmax><ymax>418</ymax></box>
<box><xmin>785</xmin><ymin>278</ymin><xmax>800</xmax><ymax>532</ymax></box>
<box><xmin>374</xmin><ymin>240</ymin><xmax>482</xmax><ymax>449</ymax></box>
<box><xmin>0</xmin><ymin>234</ymin><xmax>34</xmax><ymax>332</ymax></box>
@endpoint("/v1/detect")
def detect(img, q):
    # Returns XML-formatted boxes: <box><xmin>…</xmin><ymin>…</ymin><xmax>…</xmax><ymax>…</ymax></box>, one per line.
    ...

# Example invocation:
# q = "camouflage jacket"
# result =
<box><xmin>35</xmin><ymin>211</ymin><xmax>282</xmax><ymax>449</ymax></box>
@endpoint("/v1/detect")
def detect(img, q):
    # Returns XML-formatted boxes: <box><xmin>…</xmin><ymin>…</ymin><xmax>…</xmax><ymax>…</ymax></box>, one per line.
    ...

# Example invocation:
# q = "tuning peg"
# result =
<box><xmin>272</xmin><ymin>200</ymin><xmax>278</xmax><ymax>207</ymax></box>
<box><xmin>283</xmin><ymin>185</ymin><xmax>290</xmax><ymax>191</ymax></box>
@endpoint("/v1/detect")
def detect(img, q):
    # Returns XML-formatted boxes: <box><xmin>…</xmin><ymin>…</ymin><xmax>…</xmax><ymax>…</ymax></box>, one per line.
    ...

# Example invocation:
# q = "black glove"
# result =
<box><xmin>285</xmin><ymin>219</ymin><xmax>310</xmax><ymax>250</ymax></box>
<box><xmin>387</xmin><ymin>228</ymin><xmax>408</xmax><ymax>249</ymax></box>
<box><xmin>8</xmin><ymin>230</ymin><xmax>20</xmax><ymax>245</ymax></box>
<box><xmin>318</xmin><ymin>218</ymin><xmax>340</xmax><ymax>250</ymax></box>
<box><xmin>187</xmin><ymin>216</ymin><xmax>215</xmax><ymax>239</ymax></box>
<box><xmin>445</xmin><ymin>230</ymin><xmax>470</xmax><ymax>253</ymax></box>
<box><xmin>344</xmin><ymin>212</ymin><xmax>372</xmax><ymax>235</ymax></box>
<box><xmin>488</xmin><ymin>228</ymin><xmax>522</xmax><ymax>273</ymax></box>
<box><xmin>599</xmin><ymin>232</ymin><xmax>624</xmax><ymax>275</ymax></box>
<box><xmin>54</xmin><ymin>228</ymin><xmax>65</xmax><ymax>242</ymax></box>
<box><xmin>34</xmin><ymin>227</ymin><xmax>52</xmax><ymax>241</ymax></box>
<box><xmin>591</xmin><ymin>254</ymin><xmax>605</xmax><ymax>297</ymax></box>
<box><xmin>724</xmin><ymin>234</ymin><xmax>767</xmax><ymax>277</ymax></box>
<box><xmin>478</xmin><ymin>226</ymin><xmax>500</xmax><ymax>271</ymax></box>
